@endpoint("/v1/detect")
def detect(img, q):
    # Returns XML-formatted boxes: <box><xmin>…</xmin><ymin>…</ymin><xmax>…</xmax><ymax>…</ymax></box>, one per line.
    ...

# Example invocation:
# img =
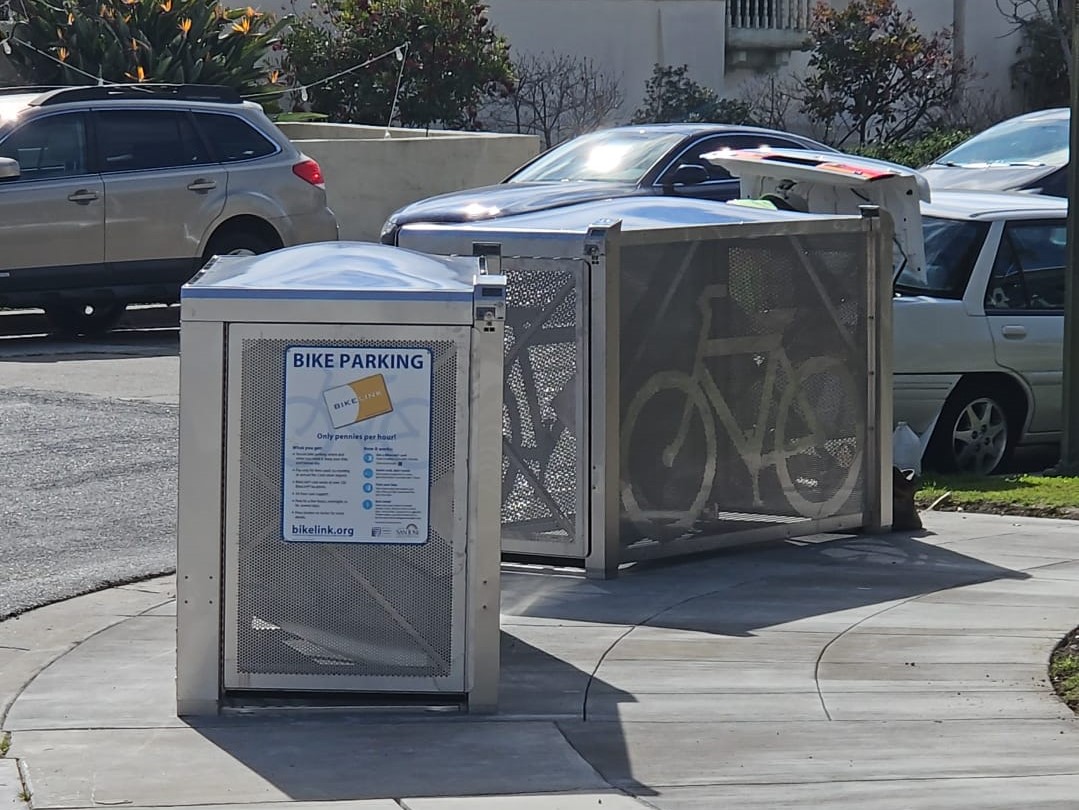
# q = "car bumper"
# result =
<box><xmin>893</xmin><ymin>373</ymin><xmax>960</xmax><ymax>435</ymax></box>
<box><xmin>275</xmin><ymin>208</ymin><xmax>339</xmax><ymax>247</ymax></box>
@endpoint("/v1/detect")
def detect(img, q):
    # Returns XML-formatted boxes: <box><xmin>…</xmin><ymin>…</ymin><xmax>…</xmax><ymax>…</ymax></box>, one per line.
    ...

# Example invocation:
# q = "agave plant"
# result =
<box><xmin>3</xmin><ymin>0</ymin><xmax>290</xmax><ymax>94</ymax></box>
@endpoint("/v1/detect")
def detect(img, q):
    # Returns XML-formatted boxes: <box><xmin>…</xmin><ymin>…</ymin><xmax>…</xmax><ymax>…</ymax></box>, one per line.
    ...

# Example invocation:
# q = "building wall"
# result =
<box><xmin>484</xmin><ymin>0</ymin><xmax>729</xmax><ymax>119</ymax></box>
<box><xmin>254</xmin><ymin>0</ymin><xmax>1028</xmax><ymax>133</ymax></box>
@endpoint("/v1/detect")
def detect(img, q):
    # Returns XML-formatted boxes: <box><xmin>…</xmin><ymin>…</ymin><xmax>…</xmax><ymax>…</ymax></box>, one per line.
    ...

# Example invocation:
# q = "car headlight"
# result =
<box><xmin>379</xmin><ymin>215</ymin><xmax>400</xmax><ymax>245</ymax></box>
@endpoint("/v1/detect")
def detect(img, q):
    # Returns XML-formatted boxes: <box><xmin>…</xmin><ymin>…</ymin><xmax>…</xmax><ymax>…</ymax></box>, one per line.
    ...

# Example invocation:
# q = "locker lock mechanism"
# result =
<box><xmin>473</xmin><ymin>274</ymin><xmax>507</xmax><ymax>333</ymax></box>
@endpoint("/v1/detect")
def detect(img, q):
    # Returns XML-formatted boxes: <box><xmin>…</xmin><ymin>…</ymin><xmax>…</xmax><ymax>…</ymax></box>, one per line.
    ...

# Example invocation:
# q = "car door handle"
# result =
<box><xmin>67</xmin><ymin>189</ymin><xmax>98</xmax><ymax>204</ymax></box>
<box><xmin>1001</xmin><ymin>325</ymin><xmax>1027</xmax><ymax>339</ymax></box>
<box><xmin>187</xmin><ymin>179</ymin><xmax>217</xmax><ymax>192</ymax></box>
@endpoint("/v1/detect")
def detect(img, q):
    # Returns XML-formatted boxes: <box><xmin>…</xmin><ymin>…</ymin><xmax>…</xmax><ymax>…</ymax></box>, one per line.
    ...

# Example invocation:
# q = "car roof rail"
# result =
<box><xmin>31</xmin><ymin>84</ymin><xmax>244</xmax><ymax>106</ymax></box>
<box><xmin>0</xmin><ymin>85</ymin><xmax>67</xmax><ymax>97</ymax></box>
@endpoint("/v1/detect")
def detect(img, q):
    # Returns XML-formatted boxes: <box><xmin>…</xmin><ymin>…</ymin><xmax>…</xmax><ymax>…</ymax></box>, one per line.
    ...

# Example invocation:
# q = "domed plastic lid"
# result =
<box><xmin>183</xmin><ymin>242</ymin><xmax>481</xmax><ymax>301</ymax></box>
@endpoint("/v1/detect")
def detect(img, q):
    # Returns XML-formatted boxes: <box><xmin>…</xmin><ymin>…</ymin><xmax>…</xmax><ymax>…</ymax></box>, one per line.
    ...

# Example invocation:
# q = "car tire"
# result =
<box><xmin>202</xmin><ymin>228</ymin><xmax>275</xmax><ymax>265</ymax></box>
<box><xmin>926</xmin><ymin>382</ymin><xmax>1020</xmax><ymax>476</ymax></box>
<box><xmin>44</xmin><ymin>302</ymin><xmax>126</xmax><ymax>338</ymax></box>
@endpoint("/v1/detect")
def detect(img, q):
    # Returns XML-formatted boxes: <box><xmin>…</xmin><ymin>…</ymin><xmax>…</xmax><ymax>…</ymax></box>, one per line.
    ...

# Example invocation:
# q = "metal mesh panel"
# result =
<box><xmin>233</xmin><ymin>337</ymin><xmax>458</xmax><ymax>680</ymax></box>
<box><xmin>500</xmin><ymin>259</ymin><xmax>584</xmax><ymax>548</ymax></box>
<box><xmin>619</xmin><ymin>233</ymin><xmax>868</xmax><ymax>549</ymax></box>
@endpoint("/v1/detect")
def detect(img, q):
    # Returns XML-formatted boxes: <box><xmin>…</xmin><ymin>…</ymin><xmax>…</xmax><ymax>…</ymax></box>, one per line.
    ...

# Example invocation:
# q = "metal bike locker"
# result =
<box><xmin>176</xmin><ymin>243</ymin><xmax>506</xmax><ymax>714</ymax></box>
<box><xmin>397</xmin><ymin>197</ymin><xmax>894</xmax><ymax>577</ymax></box>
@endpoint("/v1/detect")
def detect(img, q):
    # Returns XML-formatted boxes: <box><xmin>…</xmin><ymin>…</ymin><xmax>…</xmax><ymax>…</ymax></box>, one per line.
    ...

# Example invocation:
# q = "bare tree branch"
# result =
<box><xmin>997</xmin><ymin>0</ymin><xmax>1072</xmax><ymax>83</ymax></box>
<box><xmin>480</xmin><ymin>51</ymin><xmax>623</xmax><ymax>147</ymax></box>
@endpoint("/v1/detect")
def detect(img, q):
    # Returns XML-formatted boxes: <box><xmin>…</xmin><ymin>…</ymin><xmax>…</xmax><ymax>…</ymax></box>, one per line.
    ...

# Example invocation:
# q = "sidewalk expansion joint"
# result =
<box><xmin>0</xmin><ymin>595</ymin><xmax>176</xmax><ymax>729</ymax></box>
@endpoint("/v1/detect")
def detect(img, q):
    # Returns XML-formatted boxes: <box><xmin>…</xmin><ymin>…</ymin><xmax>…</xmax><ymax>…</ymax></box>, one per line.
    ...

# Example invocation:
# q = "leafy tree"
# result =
<box><xmin>1</xmin><ymin>0</ymin><xmax>287</xmax><ymax>93</ymax></box>
<box><xmin>481</xmin><ymin>51</ymin><xmax>622</xmax><ymax>148</ymax></box>
<box><xmin>998</xmin><ymin>0</ymin><xmax>1071</xmax><ymax>110</ymax></box>
<box><xmin>285</xmin><ymin>0</ymin><xmax>514</xmax><ymax>129</ymax></box>
<box><xmin>632</xmin><ymin>64</ymin><xmax>756</xmax><ymax>125</ymax></box>
<box><xmin>801</xmin><ymin>0</ymin><xmax>968</xmax><ymax>146</ymax></box>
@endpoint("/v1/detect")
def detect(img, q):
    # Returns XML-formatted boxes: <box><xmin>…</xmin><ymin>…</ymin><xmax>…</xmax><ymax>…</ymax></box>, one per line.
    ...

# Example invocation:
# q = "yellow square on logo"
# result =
<box><xmin>348</xmin><ymin>373</ymin><xmax>393</xmax><ymax>422</ymax></box>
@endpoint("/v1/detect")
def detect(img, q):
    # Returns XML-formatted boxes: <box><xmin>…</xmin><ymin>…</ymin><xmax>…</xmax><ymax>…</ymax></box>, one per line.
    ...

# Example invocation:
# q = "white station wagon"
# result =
<box><xmin>707</xmin><ymin>149</ymin><xmax>1068</xmax><ymax>476</ymax></box>
<box><xmin>893</xmin><ymin>191</ymin><xmax>1067</xmax><ymax>475</ymax></box>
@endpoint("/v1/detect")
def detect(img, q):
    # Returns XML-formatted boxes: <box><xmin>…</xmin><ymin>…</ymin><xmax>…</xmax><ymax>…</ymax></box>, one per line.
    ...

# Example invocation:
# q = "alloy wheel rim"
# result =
<box><xmin>952</xmin><ymin>397</ymin><xmax>1008</xmax><ymax>475</ymax></box>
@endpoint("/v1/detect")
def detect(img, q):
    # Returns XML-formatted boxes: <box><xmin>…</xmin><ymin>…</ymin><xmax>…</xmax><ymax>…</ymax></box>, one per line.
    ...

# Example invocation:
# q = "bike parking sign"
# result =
<box><xmin>282</xmin><ymin>346</ymin><xmax>433</xmax><ymax>544</ymax></box>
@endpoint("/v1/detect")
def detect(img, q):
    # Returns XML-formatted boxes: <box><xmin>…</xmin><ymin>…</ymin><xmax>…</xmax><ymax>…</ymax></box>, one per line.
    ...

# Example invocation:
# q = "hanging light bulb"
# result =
<box><xmin>394</xmin><ymin>46</ymin><xmax>403</xmax><ymax>62</ymax></box>
<box><xmin>300</xmin><ymin>86</ymin><xmax>308</xmax><ymax>103</ymax></box>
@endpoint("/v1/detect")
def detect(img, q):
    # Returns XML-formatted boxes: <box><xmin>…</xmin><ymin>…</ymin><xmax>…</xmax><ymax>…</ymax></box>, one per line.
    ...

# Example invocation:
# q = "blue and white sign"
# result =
<box><xmin>282</xmin><ymin>346</ymin><xmax>433</xmax><ymax>544</ymax></box>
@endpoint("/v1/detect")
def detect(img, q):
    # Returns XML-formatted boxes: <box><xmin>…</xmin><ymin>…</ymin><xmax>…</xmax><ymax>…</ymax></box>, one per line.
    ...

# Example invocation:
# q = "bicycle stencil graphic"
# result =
<box><xmin>620</xmin><ymin>239</ymin><xmax>864</xmax><ymax>538</ymax></box>
<box><xmin>500</xmin><ymin>262</ymin><xmax>583</xmax><ymax>542</ymax></box>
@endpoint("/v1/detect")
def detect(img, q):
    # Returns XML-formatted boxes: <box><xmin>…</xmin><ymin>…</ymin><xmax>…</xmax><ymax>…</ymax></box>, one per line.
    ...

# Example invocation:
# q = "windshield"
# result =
<box><xmin>933</xmin><ymin>113</ymin><xmax>1069</xmax><ymax>168</ymax></box>
<box><xmin>509</xmin><ymin>130</ymin><xmax>686</xmax><ymax>184</ymax></box>
<box><xmin>897</xmin><ymin>217</ymin><xmax>989</xmax><ymax>298</ymax></box>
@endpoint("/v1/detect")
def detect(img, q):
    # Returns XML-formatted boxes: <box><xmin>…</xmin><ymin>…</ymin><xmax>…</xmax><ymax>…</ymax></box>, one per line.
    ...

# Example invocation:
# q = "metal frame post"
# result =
<box><xmin>1062</xmin><ymin>0</ymin><xmax>1079</xmax><ymax>472</ymax></box>
<box><xmin>465</xmin><ymin>277</ymin><xmax>506</xmax><ymax>712</ymax></box>
<box><xmin>860</xmin><ymin>206</ymin><xmax>894</xmax><ymax>531</ymax></box>
<box><xmin>176</xmin><ymin>319</ymin><xmax>227</xmax><ymax>716</ymax></box>
<box><xmin>583</xmin><ymin>220</ymin><xmax>622</xmax><ymax>579</ymax></box>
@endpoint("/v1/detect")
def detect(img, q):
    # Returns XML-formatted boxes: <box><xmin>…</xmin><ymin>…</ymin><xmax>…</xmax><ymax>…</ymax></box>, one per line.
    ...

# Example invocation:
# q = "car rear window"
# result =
<box><xmin>896</xmin><ymin>217</ymin><xmax>988</xmax><ymax>298</ymax></box>
<box><xmin>194</xmin><ymin>113</ymin><xmax>277</xmax><ymax>162</ymax></box>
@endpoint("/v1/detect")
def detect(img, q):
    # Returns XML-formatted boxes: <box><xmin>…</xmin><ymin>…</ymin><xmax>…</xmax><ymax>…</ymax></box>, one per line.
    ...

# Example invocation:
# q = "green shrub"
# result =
<box><xmin>3</xmin><ymin>0</ymin><xmax>287</xmax><ymax>94</ymax></box>
<box><xmin>802</xmin><ymin>0</ymin><xmax>967</xmax><ymax>146</ymax></box>
<box><xmin>285</xmin><ymin>0</ymin><xmax>514</xmax><ymax>129</ymax></box>
<box><xmin>850</xmin><ymin>129</ymin><xmax>973</xmax><ymax>169</ymax></box>
<box><xmin>632</xmin><ymin>64</ymin><xmax>757</xmax><ymax>125</ymax></box>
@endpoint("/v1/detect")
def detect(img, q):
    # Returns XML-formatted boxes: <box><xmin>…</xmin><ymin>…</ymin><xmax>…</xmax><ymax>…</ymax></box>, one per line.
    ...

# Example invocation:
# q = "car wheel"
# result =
<box><xmin>926</xmin><ymin>383</ymin><xmax>1019</xmax><ymax>476</ymax></box>
<box><xmin>202</xmin><ymin>229</ymin><xmax>275</xmax><ymax>265</ymax></box>
<box><xmin>44</xmin><ymin>302</ymin><xmax>126</xmax><ymax>338</ymax></box>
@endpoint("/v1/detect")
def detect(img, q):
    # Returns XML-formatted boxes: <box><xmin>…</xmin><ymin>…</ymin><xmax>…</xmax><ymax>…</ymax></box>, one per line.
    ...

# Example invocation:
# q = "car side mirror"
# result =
<box><xmin>666</xmin><ymin>163</ymin><xmax>709</xmax><ymax>187</ymax></box>
<box><xmin>0</xmin><ymin>157</ymin><xmax>20</xmax><ymax>181</ymax></box>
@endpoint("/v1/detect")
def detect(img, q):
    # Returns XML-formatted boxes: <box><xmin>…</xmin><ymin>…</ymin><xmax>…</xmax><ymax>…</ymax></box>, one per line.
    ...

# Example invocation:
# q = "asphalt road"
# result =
<box><xmin>0</xmin><ymin>309</ymin><xmax>180</xmax><ymax>619</ymax></box>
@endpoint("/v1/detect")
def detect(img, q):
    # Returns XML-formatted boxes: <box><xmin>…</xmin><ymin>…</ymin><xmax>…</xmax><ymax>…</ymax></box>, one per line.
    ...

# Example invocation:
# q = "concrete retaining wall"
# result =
<box><xmin>278</xmin><ymin>122</ymin><xmax>542</xmax><ymax>242</ymax></box>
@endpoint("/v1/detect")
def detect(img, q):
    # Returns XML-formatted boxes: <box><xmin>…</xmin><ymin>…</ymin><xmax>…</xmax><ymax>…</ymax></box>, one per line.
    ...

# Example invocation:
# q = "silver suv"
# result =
<box><xmin>0</xmin><ymin>84</ymin><xmax>338</xmax><ymax>335</ymax></box>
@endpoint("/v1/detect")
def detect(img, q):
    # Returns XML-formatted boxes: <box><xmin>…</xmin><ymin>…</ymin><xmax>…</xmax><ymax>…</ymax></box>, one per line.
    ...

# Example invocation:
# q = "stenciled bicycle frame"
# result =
<box><xmin>397</xmin><ymin>204</ymin><xmax>894</xmax><ymax>577</ymax></box>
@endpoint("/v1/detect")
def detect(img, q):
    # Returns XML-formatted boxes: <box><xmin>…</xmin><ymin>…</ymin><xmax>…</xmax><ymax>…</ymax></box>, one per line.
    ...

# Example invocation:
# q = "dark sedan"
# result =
<box><xmin>379</xmin><ymin>123</ymin><xmax>834</xmax><ymax>244</ymax></box>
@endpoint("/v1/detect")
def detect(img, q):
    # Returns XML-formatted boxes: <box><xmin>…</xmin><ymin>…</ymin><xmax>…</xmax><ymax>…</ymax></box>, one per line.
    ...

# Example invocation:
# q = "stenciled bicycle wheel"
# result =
<box><xmin>774</xmin><ymin>355</ymin><xmax>863</xmax><ymax>518</ymax></box>
<box><xmin>621</xmin><ymin>371</ymin><xmax>717</xmax><ymax>541</ymax></box>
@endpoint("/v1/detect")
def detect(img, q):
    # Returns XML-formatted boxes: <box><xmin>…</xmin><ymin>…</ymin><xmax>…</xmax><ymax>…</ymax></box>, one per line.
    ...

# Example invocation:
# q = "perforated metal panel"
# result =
<box><xmin>222</xmin><ymin>323</ymin><xmax>471</xmax><ymax>692</ymax></box>
<box><xmin>618</xmin><ymin>232</ymin><xmax>868</xmax><ymax>552</ymax></box>
<box><xmin>499</xmin><ymin>258</ymin><xmax>588</xmax><ymax>556</ymax></box>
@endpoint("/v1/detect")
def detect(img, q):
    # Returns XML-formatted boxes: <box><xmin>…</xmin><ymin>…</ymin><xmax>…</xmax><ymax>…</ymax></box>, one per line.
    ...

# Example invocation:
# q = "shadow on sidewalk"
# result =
<box><xmin>185</xmin><ymin>632</ymin><xmax>638</xmax><ymax>800</ymax></box>
<box><xmin>184</xmin><ymin>529</ymin><xmax>1026</xmax><ymax>801</ymax></box>
<box><xmin>500</xmin><ymin>530</ymin><xmax>1030</xmax><ymax>637</ymax></box>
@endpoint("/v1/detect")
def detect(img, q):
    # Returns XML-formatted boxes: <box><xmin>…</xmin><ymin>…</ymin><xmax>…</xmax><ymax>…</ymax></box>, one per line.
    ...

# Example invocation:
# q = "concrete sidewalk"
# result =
<box><xmin>2</xmin><ymin>512</ymin><xmax>1078</xmax><ymax>809</ymax></box>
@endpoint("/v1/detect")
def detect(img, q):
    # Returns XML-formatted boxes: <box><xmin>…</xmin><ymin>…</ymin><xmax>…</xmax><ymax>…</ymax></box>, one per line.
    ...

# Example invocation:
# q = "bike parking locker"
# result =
<box><xmin>397</xmin><ymin>198</ymin><xmax>897</xmax><ymax>577</ymax></box>
<box><xmin>176</xmin><ymin>243</ymin><xmax>506</xmax><ymax>715</ymax></box>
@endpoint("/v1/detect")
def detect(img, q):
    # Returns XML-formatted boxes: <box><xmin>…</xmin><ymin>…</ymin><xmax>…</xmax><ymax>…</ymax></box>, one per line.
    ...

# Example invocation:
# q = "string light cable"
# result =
<box><xmin>242</xmin><ymin>42</ymin><xmax>408</xmax><ymax>101</ymax></box>
<box><xmin>0</xmin><ymin>15</ymin><xmax>408</xmax><ymax>106</ymax></box>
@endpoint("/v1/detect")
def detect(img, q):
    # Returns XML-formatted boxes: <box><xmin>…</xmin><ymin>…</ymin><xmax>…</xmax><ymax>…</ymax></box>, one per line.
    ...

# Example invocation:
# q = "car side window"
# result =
<box><xmin>984</xmin><ymin>221</ymin><xmax>1067</xmax><ymax>311</ymax></box>
<box><xmin>661</xmin><ymin>134</ymin><xmax>809</xmax><ymax>183</ymax></box>
<box><xmin>0</xmin><ymin>114</ymin><xmax>89</xmax><ymax>181</ymax></box>
<box><xmin>193</xmin><ymin>113</ymin><xmax>276</xmax><ymax>163</ymax></box>
<box><xmin>95</xmin><ymin>110</ymin><xmax>210</xmax><ymax>173</ymax></box>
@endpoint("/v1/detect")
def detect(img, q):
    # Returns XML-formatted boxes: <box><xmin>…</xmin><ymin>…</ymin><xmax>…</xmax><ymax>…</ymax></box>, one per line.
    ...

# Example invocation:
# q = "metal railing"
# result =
<box><xmin>728</xmin><ymin>0</ymin><xmax>811</xmax><ymax>30</ymax></box>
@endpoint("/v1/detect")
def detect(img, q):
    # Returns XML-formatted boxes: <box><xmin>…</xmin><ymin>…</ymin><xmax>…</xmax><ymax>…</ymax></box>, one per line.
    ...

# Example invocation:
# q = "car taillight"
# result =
<box><xmin>292</xmin><ymin>159</ymin><xmax>325</xmax><ymax>188</ymax></box>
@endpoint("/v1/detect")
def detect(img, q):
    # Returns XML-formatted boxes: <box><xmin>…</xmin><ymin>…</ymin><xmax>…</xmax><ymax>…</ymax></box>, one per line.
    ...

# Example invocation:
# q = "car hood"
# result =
<box><xmin>920</xmin><ymin>164</ymin><xmax>1057</xmax><ymax>192</ymax></box>
<box><xmin>386</xmin><ymin>181</ymin><xmax>642</xmax><ymax>227</ymax></box>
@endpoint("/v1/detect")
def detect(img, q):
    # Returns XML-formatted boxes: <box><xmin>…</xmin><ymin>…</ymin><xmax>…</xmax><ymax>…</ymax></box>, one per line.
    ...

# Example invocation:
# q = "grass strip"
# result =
<box><xmin>915</xmin><ymin>474</ymin><xmax>1079</xmax><ymax>519</ymax></box>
